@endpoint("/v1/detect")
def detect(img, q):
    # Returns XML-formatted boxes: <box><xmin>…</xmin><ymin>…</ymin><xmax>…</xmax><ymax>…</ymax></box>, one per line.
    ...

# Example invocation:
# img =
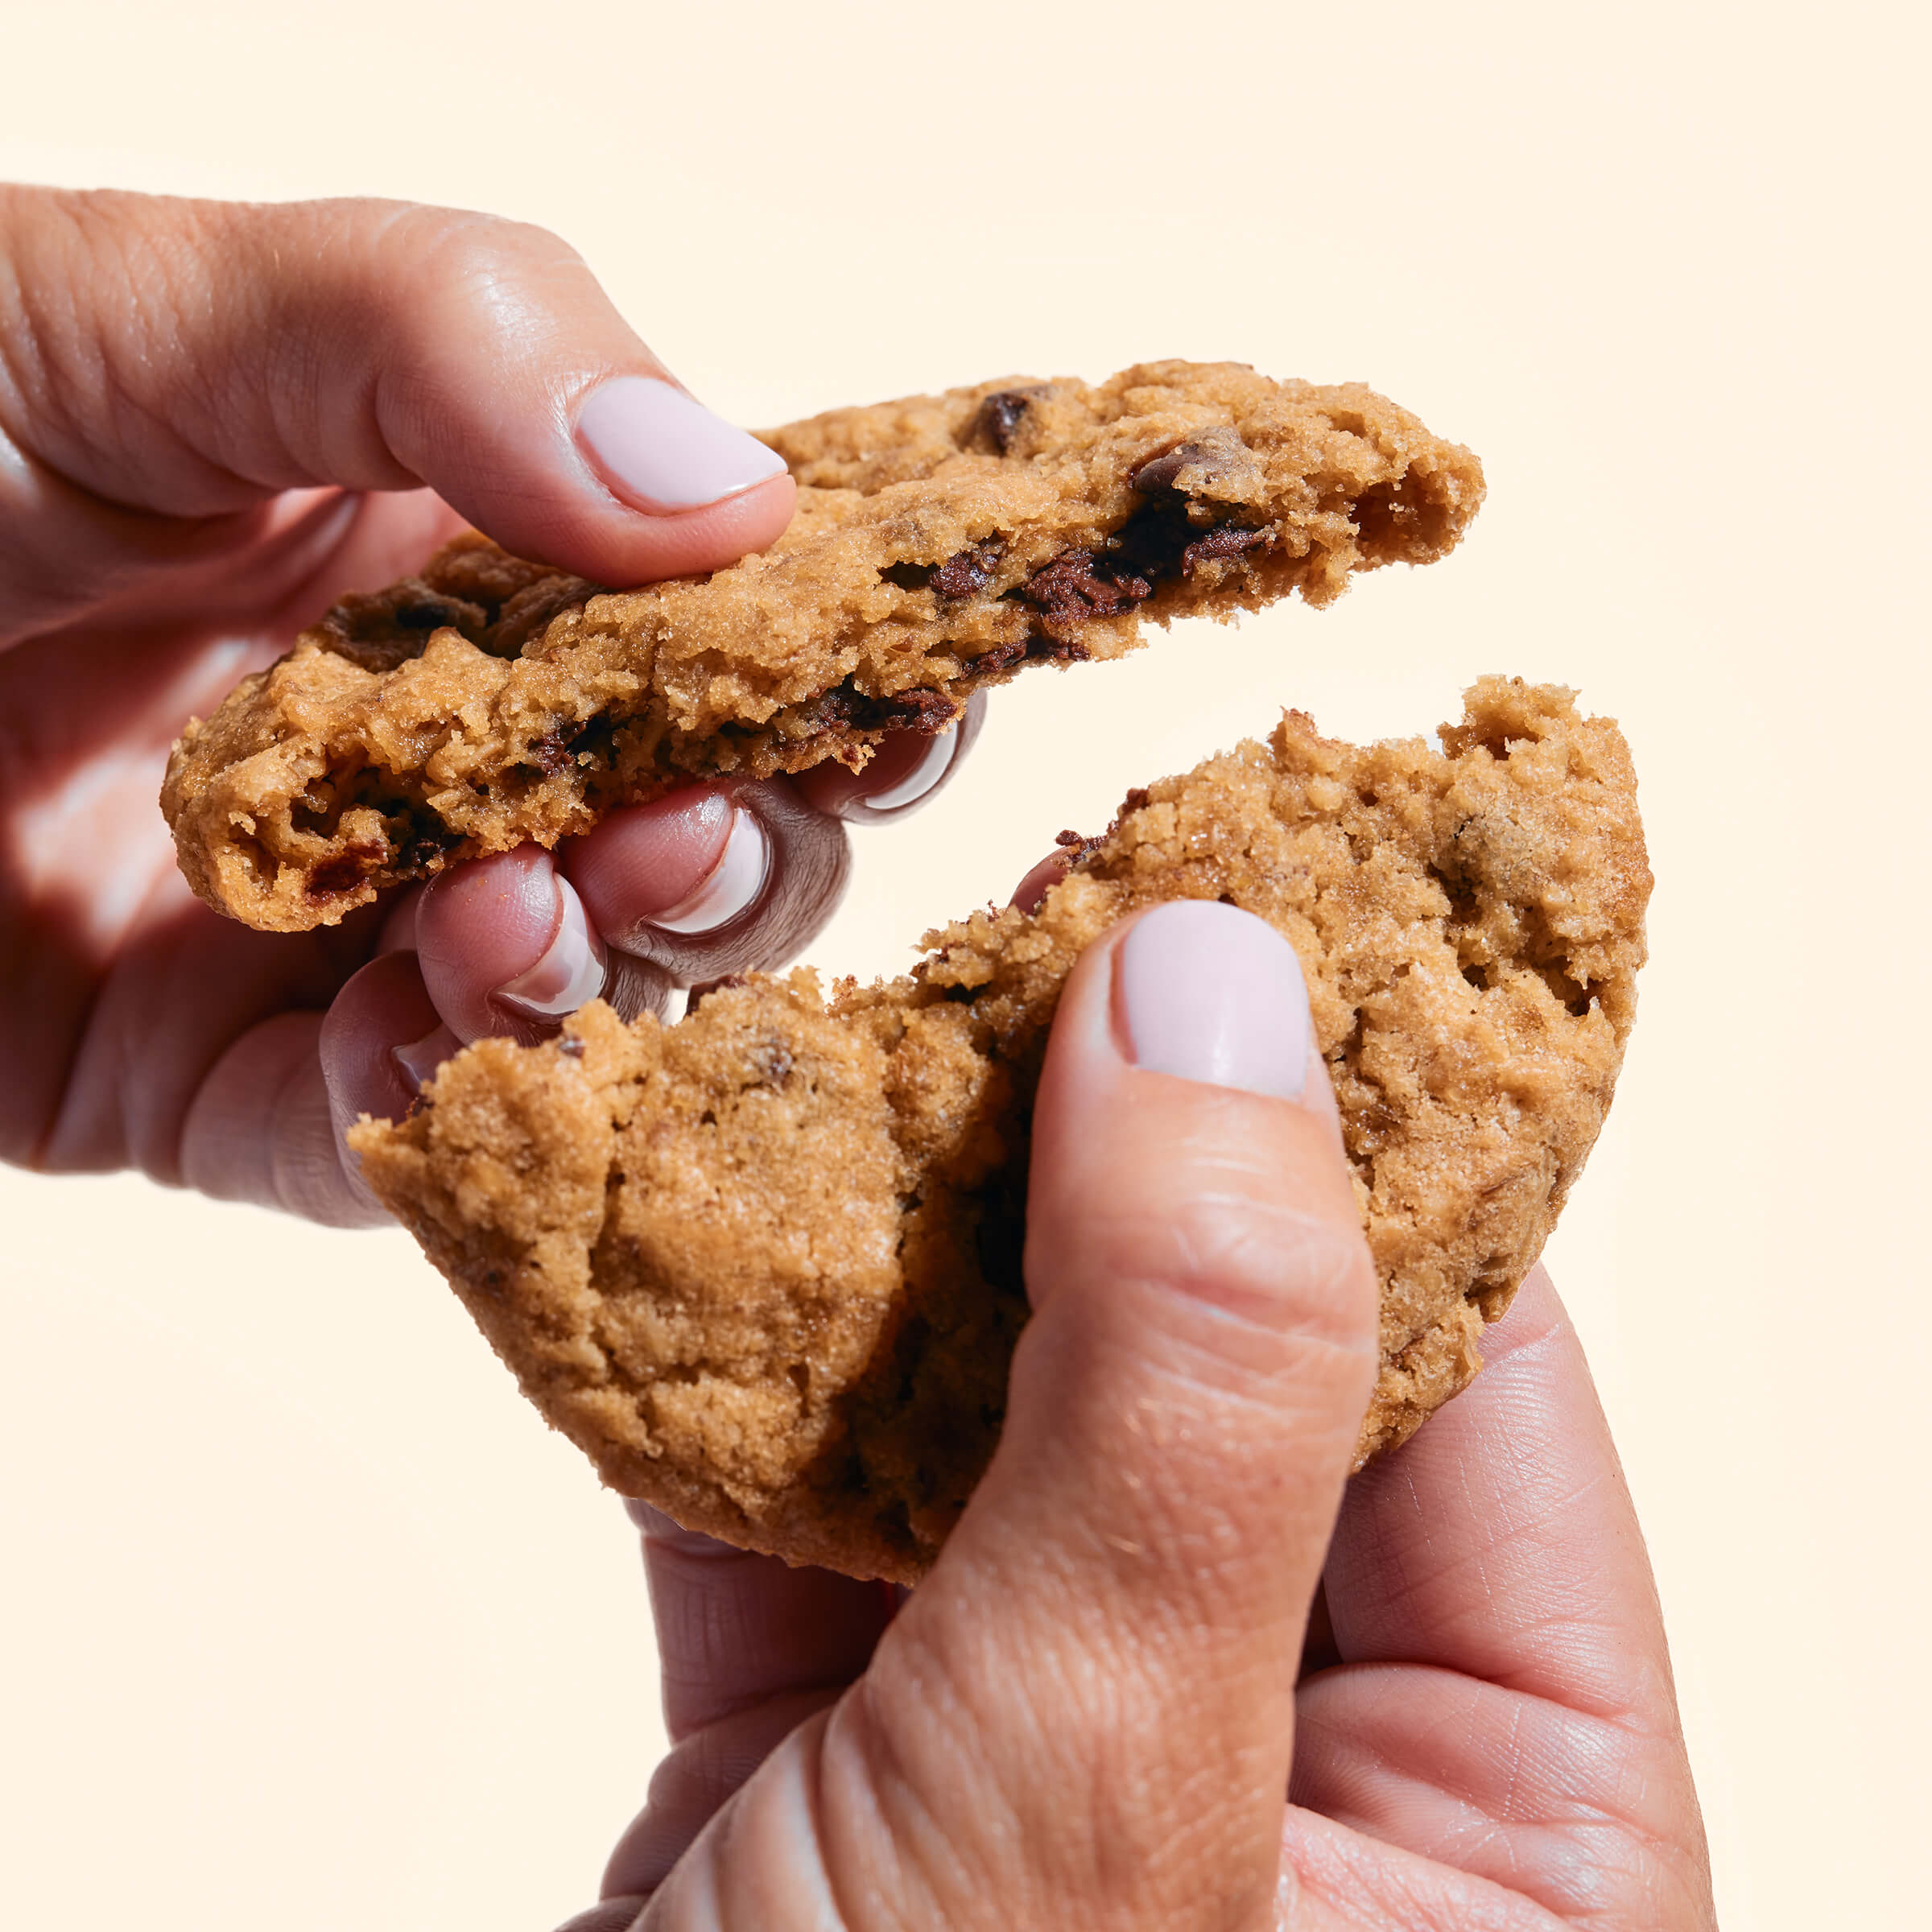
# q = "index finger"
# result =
<box><xmin>1319</xmin><ymin>1265</ymin><xmax>1681</xmax><ymax>1729</ymax></box>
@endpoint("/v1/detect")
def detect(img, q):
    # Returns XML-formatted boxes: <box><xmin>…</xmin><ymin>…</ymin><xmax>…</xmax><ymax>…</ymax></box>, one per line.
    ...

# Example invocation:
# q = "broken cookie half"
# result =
<box><xmin>162</xmin><ymin>361</ymin><xmax>1482</xmax><ymax>932</ymax></box>
<box><xmin>351</xmin><ymin>679</ymin><xmax>1649</xmax><ymax>1585</ymax></box>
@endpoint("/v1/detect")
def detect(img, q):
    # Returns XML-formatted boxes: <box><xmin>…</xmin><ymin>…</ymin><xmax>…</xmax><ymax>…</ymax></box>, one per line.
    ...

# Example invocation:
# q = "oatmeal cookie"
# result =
<box><xmin>163</xmin><ymin>362</ymin><xmax>1481</xmax><ymax>932</ymax></box>
<box><xmin>351</xmin><ymin>679</ymin><xmax>1649</xmax><ymax>1584</ymax></box>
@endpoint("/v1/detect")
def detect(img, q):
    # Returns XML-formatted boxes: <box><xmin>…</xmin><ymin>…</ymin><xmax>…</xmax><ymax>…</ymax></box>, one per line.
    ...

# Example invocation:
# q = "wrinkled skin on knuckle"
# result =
<box><xmin>374</xmin><ymin>205</ymin><xmax>609</xmax><ymax>391</ymax></box>
<box><xmin>1075</xmin><ymin>1171</ymin><xmax>1377</xmax><ymax>1373</ymax></box>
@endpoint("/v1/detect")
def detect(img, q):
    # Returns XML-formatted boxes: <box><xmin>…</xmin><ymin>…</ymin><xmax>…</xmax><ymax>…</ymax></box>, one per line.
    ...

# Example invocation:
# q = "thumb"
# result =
<box><xmin>654</xmin><ymin>902</ymin><xmax>1380</xmax><ymax>1931</ymax></box>
<box><xmin>910</xmin><ymin>900</ymin><xmax>1376</xmax><ymax>1923</ymax></box>
<box><xmin>0</xmin><ymin>186</ymin><xmax>792</xmax><ymax>632</ymax></box>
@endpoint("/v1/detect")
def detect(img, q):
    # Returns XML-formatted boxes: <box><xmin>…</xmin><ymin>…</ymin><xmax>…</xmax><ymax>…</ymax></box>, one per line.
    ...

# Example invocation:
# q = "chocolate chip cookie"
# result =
<box><xmin>350</xmin><ymin>679</ymin><xmax>1649</xmax><ymax>1584</ymax></box>
<box><xmin>162</xmin><ymin>362</ymin><xmax>1482</xmax><ymax>932</ymax></box>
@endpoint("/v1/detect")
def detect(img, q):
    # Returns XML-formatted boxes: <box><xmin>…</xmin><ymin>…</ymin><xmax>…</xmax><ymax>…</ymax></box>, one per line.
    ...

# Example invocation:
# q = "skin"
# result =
<box><xmin>0</xmin><ymin>187</ymin><xmax>1717</xmax><ymax>1932</ymax></box>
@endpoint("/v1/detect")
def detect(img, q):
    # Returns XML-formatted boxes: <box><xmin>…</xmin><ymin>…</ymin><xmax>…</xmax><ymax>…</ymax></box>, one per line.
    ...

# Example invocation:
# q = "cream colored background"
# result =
<box><xmin>2</xmin><ymin>2</ymin><xmax>1926</xmax><ymax>1925</ymax></box>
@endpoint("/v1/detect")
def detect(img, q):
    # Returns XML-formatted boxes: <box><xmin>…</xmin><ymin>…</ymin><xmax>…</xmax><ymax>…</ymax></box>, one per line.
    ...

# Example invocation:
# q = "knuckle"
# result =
<box><xmin>1090</xmin><ymin>1164</ymin><xmax>1377</xmax><ymax>1352</ymax></box>
<box><xmin>378</xmin><ymin>204</ymin><xmax>589</xmax><ymax>328</ymax></box>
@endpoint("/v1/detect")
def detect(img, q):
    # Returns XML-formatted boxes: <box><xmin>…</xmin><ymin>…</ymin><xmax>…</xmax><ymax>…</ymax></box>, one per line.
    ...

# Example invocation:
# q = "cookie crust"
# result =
<box><xmin>352</xmin><ymin>679</ymin><xmax>1649</xmax><ymax>1584</ymax></box>
<box><xmin>162</xmin><ymin>362</ymin><xmax>1481</xmax><ymax>932</ymax></box>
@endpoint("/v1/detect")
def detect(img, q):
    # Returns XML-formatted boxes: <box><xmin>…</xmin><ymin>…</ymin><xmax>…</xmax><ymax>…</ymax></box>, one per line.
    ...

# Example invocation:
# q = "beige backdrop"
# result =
<box><xmin>2</xmin><ymin>2</ymin><xmax>1926</xmax><ymax>1926</ymax></box>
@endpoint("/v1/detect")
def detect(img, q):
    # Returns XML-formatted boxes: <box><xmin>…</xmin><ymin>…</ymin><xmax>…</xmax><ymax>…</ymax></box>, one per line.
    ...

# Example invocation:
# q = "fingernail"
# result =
<box><xmin>497</xmin><ymin>876</ymin><xmax>606</xmax><ymax>1019</ymax></box>
<box><xmin>1113</xmin><ymin>901</ymin><xmax>1309</xmax><ymax>1099</ymax></box>
<box><xmin>646</xmin><ymin>807</ymin><xmax>769</xmax><ymax>934</ymax></box>
<box><xmin>393</xmin><ymin>1022</ymin><xmax>460</xmax><ymax>1096</ymax></box>
<box><xmin>576</xmin><ymin>377</ymin><xmax>788</xmax><ymax>513</ymax></box>
<box><xmin>852</xmin><ymin>726</ymin><xmax>960</xmax><ymax>817</ymax></box>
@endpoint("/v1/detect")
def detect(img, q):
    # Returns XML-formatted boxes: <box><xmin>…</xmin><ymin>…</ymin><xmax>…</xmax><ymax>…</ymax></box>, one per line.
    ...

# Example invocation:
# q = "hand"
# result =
<box><xmin>562</xmin><ymin>902</ymin><xmax>1717</xmax><ymax>1931</ymax></box>
<box><xmin>0</xmin><ymin>185</ymin><xmax>980</xmax><ymax>1220</ymax></box>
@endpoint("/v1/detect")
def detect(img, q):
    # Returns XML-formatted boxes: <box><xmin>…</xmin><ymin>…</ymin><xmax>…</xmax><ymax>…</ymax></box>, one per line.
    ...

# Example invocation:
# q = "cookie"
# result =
<box><xmin>350</xmin><ymin>679</ymin><xmax>1649</xmax><ymax>1585</ymax></box>
<box><xmin>162</xmin><ymin>362</ymin><xmax>1482</xmax><ymax>933</ymax></box>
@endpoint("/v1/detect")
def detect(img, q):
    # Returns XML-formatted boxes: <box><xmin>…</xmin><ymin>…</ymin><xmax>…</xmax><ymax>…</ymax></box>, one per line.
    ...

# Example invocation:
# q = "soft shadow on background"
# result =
<box><xmin>2</xmin><ymin>2</ymin><xmax>1926</xmax><ymax>1926</ymax></box>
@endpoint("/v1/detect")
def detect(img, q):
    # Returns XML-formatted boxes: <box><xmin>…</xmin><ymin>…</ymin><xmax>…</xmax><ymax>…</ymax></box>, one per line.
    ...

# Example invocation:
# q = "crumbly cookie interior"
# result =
<box><xmin>162</xmin><ymin>362</ymin><xmax>1483</xmax><ymax>932</ymax></box>
<box><xmin>352</xmin><ymin>679</ymin><xmax>1649</xmax><ymax>1584</ymax></box>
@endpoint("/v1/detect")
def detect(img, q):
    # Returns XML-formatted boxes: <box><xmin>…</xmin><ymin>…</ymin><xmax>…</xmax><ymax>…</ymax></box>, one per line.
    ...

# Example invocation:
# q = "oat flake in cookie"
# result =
<box><xmin>352</xmin><ymin>680</ymin><xmax>1649</xmax><ymax>1586</ymax></box>
<box><xmin>161</xmin><ymin>361</ymin><xmax>1483</xmax><ymax>932</ymax></box>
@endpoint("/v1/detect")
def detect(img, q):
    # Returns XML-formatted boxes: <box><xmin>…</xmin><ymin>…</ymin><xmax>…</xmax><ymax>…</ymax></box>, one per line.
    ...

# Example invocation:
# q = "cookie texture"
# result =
<box><xmin>163</xmin><ymin>362</ymin><xmax>1481</xmax><ymax>932</ymax></box>
<box><xmin>352</xmin><ymin>679</ymin><xmax>1649</xmax><ymax>1585</ymax></box>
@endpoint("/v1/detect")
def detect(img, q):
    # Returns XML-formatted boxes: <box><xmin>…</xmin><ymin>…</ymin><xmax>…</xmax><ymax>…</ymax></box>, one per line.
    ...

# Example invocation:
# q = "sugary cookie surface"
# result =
<box><xmin>353</xmin><ymin>679</ymin><xmax>1649</xmax><ymax>1584</ymax></box>
<box><xmin>162</xmin><ymin>362</ymin><xmax>1482</xmax><ymax>931</ymax></box>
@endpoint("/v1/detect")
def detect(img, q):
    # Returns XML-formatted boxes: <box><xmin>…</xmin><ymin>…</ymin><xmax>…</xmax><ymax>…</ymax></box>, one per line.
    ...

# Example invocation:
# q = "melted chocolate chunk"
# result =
<box><xmin>816</xmin><ymin>680</ymin><xmax>959</xmax><ymax>734</ymax></box>
<box><xmin>397</xmin><ymin>823</ymin><xmax>458</xmax><ymax>873</ymax></box>
<box><xmin>931</xmin><ymin>539</ymin><xmax>1004</xmax><ymax>603</ymax></box>
<box><xmin>323</xmin><ymin>584</ymin><xmax>493</xmax><ymax>672</ymax></box>
<box><xmin>976</xmin><ymin>390</ymin><xmax>1033</xmax><ymax>454</ymax></box>
<box><xmin>1180</xmin><ymin>524</ymin><xmax>1272</xmax><ymax>577</ymax></box>
<box><xmin>304</xmin><ymin>840</ymin><xmax>385</xmax><ymax>901</ymax></box>
<box><xmin>1118</xmin><ymin>431</ymin><xmax>1274</xmax><ymax>583</ymax></box>
<box><xmin>972</xmin><ymin>634</ymin><xmax>1091</xmax><ymax>675</ymax></box>
<box><xmin>487</xmin><ymin>575</ymin><xmax>604</xmax><ymax>657</ymax></box>
<box><xmin>521</xmin><ymin>729</ymin><xmax>576</xmax><ymax>777</ymax></box>
<box><xmin>1128</xmin><ymin>429</ymin><xmax>1250</xmax><ymax>497</ymax></box>
<box><xmin>1020</xmin><ymin>550</ymin><xmax>1154</xmax><ymax>632</ymax></box>
<box><xmin>395</xmin><ymin>598</ymin><xmax>464</xmax><ymax>630</ymax></box>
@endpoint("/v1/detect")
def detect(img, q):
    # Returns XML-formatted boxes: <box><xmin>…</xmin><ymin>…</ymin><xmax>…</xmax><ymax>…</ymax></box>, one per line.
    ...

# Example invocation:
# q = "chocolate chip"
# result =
<box><xmin>1129</xmin><ymin>427</ymin><xmax>1250</xmax><ymax>497</ymax></box>
<box><xmin>815</xmin><ymin>680</ymin><xmax>959</xmax><ymax>733</ymax></box>
<box><xmin>971</xmin><ymin>631</ymin><xmax>1092</xmax><ymax>674</ymax></box>
<box><xmin>1029</xmin><ymin>636</ymin><xmax>1090</xmax><ymax>664</ymax></box>
<box><xmin>1179</xmin><ymin>524</ymin><xmax>1272</xmax><ymax>577</ymax></box>
<box><xmin>395</xmin><ymin>599</ymin><xmax>460</xmax><ymax>630</ymax></box>
<box><xmin>931</xmin><ymin>538</ymin><xmax>1004</xmax><ymax>603</ymax></box>
<box><xmin>486</xmin><ymin>575</ymin><xmax>602</xmax><ymax>657</ymax></box>
<box><xmin>303</xmin><ymin>840</ymin><xmax>385</xmax><ymax>901</ymax></box>
<box><xmin>976</xmin><ymin>391</ymin><xmax>1033</xmax><ymax>454</ymax></box>
<box><xmin>398</xmin><ymin>822</ymin><xmax>458</xmax><ymax>873</ymax></box>
<box><xmin>557</xmin><ymin>1034</ymin><xmax>586</xmax><ymax>1059</ymax></box>
<box><xmin>520</xmin><ymin>729</ymin><xmax>576</xmax><ymax>777</ymax></box>
<box><xmin>1019</xmin><ymin>550</ymin><xmax>1154</xmax><ymax>632</ymax></box>
<box><xmin>1122</xmin><ymin>786</ymin><xmax>1151</xmax><ymax>812</ymax></box>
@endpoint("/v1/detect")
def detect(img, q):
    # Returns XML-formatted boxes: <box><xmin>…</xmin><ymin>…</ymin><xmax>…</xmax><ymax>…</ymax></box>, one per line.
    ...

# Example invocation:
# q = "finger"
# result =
<box><xmin>1010</xmin><ymin>846</ymin><xmax>1074</xmax><ymax>914</ymax></box>
<box><xmin>1316</xmin><ymin>1266</ymin><xmax>1682</xmax><ymax>1726</ymax></box>
<box><xmin>316</xmin><ymin>947</ymin><xmax>456</xmax><ymax>1138</ymax></box>
<box><xmin>629</xmin><ymin>1504</ymin><xmax>897</xmax><ymax>1745</ymax></box>
<box><xmin>793</xmin><ymin>689</ymin><xmax>987</xmax><ymax>824</ymax></box>
<box><xmin>560</xmin><ymin>776</ymin><xmax>849</xmax><ymax>988</ymax></box>
<box><xmin>601</xmin><ymin>1689</ymin><xmax>847</xmax><ymax>1909</ymax></box>
<box><xmin>580</xmin><ymin>1501</ymin><xmax>895</xmax><ymax>1905</ymax></box>
<box><xmin>0</xmin><ymin>187</ymin><xmax>794</xmax><ymax>635</ymax></box>
<box><xmin>176</xmin><ymin>954</ymin><xmax>442</xmax><ymax>1229</ymax></box>
<box><xmin>654</xmin><ymin>902</ymin><xmax>1380</xmax><ymax>1929</ymax></box>
<box><xmin>1288</xmin><ymin>1269</ymin><xmax>1715</xmax><ymax>1925</ymax></box>
<box><xmin>551</xmin><ymin>1904</ymin><xmax>646</xmax><ymax>1932</ymax></box>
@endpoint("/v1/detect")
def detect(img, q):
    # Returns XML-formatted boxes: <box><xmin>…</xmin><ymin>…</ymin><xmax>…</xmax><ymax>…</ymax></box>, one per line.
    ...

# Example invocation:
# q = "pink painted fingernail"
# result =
<box><xmin>1113</xmin><ymin>901</ymin><xmax>1309</xmax><ymax>1100</ymax></box>
<box><xmin>497</xmin><ymin>876</ymin><xmax>606</xmax><ymax>1020</ymax></box>
<box><xmin>576</xmin><ymin>377</ymin><xmax>788</xmax><ymax>513</ymax></box>
<box><xmin>646</xmin><ymin>807</ymin><xmax>769</xmax><ymax>934</ymax></box>
<box><xmin>393</xmin><ymin>1022</ymin><xmax>460</xmax><ymax>1096</ymax></box>
<box><xmin>855</xmin><ymin>728</ymin><xmax>959</xmax><ymax>816</ymax></box>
